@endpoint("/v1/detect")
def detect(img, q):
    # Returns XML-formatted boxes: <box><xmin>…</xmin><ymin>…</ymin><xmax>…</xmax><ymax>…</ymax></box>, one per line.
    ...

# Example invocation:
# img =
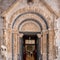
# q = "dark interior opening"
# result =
<box><xmin>27</xmin><ymin>0</ymin><xmax>33</xmax><ymax>3</ymax></box>
<box><xmin>22</xmin><ymin>35</ymin><xmax>38</xmax><ymax>60</ymax></box>
<box><xmin>23</xmin><ymin>35</ymin><xmax>38</xmax><ymax>40</ymax></box>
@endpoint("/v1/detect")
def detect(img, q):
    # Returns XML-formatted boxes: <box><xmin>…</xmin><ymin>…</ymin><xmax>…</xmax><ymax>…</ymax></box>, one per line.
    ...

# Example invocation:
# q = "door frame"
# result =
<box><xmin>19</xmin><ymin>32</ymin><xmax>42</xmax><ymax>60</ymax></box>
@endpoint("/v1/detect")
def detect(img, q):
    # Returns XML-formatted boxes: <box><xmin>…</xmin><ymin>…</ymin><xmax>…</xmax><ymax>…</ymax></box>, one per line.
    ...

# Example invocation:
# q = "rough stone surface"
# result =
<box><xmin>0</xmin><ymin>0</ymin><xmax>60</xmax><ymax>60</ymax></box>
<box><xmin>55</xmin><ymin>18</ymin><xmax>60</xmax><ymax>60</ymax></box>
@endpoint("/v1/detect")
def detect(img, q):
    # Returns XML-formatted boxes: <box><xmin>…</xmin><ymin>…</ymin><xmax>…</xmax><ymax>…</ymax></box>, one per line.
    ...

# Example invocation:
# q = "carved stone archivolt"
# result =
<box><xmin>9</xmin><ymin>6</ymin><xmax>52</xmax><ymax>29</ymax></box>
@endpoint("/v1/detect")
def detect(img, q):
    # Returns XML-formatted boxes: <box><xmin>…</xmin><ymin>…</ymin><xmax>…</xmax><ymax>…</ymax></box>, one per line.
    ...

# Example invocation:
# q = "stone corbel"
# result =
<box><xmin>37</xmin><ymin>34</ymin><xmax>42</xmax><ymax>38</ymax></box>
<box><xmin>19</xmin><ymin>33</ymin><xmax>23</xmax><ymax>38</ymax></box>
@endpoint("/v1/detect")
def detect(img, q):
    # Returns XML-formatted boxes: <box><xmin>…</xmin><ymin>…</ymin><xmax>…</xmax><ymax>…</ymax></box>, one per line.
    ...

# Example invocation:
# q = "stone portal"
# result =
<box><xmin>1</xmin><ymin>0</ymin><xmax>56</xmax><ymax>60</ymax></box>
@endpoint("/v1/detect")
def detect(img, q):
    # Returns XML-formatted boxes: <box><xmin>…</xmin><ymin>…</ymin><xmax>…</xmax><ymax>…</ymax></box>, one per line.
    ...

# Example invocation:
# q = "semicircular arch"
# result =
<box><xmin>11</xmin><ymin>12</ymin><xmax>49</xmax><ymax>30</ymax></box>
<box><xmin>18</xmin><ymin>19</ymin><xmax>42</xmax><ymax>32</ymax></box>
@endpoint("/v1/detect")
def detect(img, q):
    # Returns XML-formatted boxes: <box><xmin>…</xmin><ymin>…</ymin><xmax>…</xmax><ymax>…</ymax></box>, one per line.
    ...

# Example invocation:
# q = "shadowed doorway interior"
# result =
<box><xmin>21</xmin><ymin>34</ymin><xmax>41</xmax><ymax>60</ymax></box>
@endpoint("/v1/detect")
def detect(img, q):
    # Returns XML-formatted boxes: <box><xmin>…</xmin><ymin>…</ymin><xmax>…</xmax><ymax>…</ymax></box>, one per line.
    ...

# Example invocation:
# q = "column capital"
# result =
<box><xmin>37</xmin><ymin>34</ymin><xmax>42</xmax><ymax>38</ymax></box>
<box><xmin>19</xmin><ymin>33</ymin><xmax>23</xmax><ymax>37</ymax></box>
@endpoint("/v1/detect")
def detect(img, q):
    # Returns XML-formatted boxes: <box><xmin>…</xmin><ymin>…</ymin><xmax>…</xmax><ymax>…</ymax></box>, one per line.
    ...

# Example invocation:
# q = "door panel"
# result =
<box><xmin>26</xmin><ymin>45</ymin><xmax>35</xmax><ymax>60</ymax></box>
<box><xmin>20</xmin><ymin>35</ymin><xmax>42</xmax><ymax>60</ymax></box>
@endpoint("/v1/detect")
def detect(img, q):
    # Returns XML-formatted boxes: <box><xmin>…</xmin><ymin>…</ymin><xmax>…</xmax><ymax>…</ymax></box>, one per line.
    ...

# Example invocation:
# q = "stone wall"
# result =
<box><xmin>0</xmin><ymin>0</ymin><xmax>16</xmax><ymax>58</ymax></box>
<box><xmin>0</xmin><ymin>0</ymin><xmax>60</xmax><ymax>60</ymax></box>
<box><xmin>54</xmin><ymin>18</ymin><xmax>60</xmax><ymax>60</ymax></box>
<box><xmin>0</xmin><ymin>16</ymin><xmax>3</xmax><ymax>55</ymax></box>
